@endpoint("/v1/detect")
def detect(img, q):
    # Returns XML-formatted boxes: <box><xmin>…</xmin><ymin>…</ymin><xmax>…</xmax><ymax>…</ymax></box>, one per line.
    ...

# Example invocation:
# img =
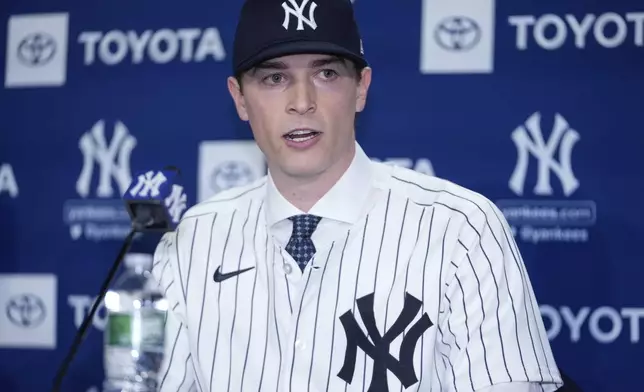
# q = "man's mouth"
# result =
<box><xmin>283</xmin><ymin>129</ymin><xmax>321</xmax><ymax>142</ymax></box>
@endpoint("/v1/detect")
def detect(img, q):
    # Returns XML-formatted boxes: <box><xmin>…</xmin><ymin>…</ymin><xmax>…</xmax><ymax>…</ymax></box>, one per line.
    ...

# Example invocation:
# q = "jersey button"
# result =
<box><xmin>283</xmin><ymin>263</ymin><xmax>293</xmax><ymax>275</ymax></box>
<box><xmin>294</xmin><ymin>339</ymin><xmax>306</xmax><ymax>351</ymax></box>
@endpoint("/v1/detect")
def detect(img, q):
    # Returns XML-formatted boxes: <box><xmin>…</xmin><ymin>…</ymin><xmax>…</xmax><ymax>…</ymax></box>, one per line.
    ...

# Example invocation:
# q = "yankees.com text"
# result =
<box><xmin>502</xmin><ymin>205</ymin><xmax>593</xmax><ymax>223</ymax></box>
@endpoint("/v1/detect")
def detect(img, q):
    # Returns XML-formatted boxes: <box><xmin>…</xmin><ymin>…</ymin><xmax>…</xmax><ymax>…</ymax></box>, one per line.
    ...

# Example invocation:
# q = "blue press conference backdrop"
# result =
<box><xmin>1</xmin><ymin>0</ymin><xmax>642</xmax><ymax>391</ymax></box>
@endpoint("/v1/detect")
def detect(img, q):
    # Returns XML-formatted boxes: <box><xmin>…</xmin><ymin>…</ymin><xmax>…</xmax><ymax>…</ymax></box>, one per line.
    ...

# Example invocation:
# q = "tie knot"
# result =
<box><xmin>289</xmin><ymin>214</ymin><xmax>321</xmax><ymax>240</ymax></box>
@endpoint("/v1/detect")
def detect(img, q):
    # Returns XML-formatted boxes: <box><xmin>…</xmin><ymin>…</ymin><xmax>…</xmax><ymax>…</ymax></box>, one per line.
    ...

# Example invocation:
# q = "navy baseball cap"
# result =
<box><xmin>232</xmin><ymin>0</ymin><xmax>368</xmax><ymax>75</ymax></box>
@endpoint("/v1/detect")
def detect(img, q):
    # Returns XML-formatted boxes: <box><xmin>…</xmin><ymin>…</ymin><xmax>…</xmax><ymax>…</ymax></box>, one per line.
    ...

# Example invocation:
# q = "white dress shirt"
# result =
<box><xmin>151</xmin><ymin>142</ymin><xmax>563</xmax><ymax>392</ymax></box>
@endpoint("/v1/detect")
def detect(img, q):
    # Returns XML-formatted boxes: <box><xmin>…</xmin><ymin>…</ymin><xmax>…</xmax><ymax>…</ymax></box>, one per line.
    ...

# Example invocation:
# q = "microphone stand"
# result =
<box><xmin>51</xmin><ymin>228</ymin><xmax>137</xmax><ymax>392</ymax></box>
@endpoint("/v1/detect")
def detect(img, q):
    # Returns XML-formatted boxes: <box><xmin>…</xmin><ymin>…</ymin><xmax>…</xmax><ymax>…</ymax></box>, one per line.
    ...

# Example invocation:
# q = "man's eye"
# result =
<box><xmin>264</xmin><ymin>73</ymin><xmax>284</xmax><ymax>84</ymax></box>
<box><xmin>320</xmin><ymin>69</ymin><xmax>339</xmax><ymax>79</ymax></box>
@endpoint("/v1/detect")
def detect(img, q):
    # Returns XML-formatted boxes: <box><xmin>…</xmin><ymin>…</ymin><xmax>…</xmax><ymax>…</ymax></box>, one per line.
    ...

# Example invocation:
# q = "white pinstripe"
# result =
<box><xmin>151</xmin><ymin>152</ymin><xmax>563</xmax><ymax>392</ymax></box>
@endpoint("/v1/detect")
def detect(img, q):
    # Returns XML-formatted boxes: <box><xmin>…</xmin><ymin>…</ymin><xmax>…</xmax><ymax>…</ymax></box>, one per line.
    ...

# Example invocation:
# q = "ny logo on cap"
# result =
<box><xmin>282</xmin><ymin>0</ymin><xmax>318</xmax><ymax>31</ymax></box>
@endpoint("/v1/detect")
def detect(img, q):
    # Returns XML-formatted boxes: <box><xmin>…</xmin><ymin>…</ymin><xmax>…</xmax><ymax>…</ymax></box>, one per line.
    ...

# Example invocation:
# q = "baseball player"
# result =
<box><xmin>151</xmin><ymin>0</ymin><xmax>564</xmax><ymax>391</ymax></box>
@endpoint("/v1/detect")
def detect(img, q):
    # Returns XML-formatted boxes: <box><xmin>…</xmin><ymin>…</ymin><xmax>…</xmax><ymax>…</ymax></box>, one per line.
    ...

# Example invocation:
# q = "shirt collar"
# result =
<box><xmin>266</xmin><ymin>142</ymin><xmax>374</xmax><ymax>226</ymax></box>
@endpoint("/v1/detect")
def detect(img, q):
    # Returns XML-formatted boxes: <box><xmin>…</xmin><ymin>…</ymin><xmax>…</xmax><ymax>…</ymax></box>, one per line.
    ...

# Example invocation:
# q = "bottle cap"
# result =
<box><xmin>124</xmin><ymin>253</ymin><xmax>153</xmax><ymax>270</ymax></box>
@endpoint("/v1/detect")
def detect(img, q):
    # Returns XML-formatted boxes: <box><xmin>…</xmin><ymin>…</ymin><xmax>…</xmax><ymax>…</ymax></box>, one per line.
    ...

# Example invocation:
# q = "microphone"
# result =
<box><xmin>124</xmin><ymin>167</ymin><xmax>187</xmax><ymax>232</ymax></box>
<box><xmin>51</xmin><ymin>167</ymin><xmax>189</xmax><ymax>392</ymax></box>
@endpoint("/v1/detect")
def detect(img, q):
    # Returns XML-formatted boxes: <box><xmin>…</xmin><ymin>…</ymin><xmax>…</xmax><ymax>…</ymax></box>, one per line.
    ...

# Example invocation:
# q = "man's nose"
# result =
<box><xmin>287</xmin><ymin>78</ymin><xmax>317</xmax><ymax>115</ymax></box>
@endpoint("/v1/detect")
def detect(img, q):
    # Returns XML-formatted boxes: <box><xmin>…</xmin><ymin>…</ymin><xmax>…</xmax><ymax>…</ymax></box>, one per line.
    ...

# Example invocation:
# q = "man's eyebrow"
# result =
<box><xmin>253</xmin><ymin>60</ymin><xmax>289</xmax><ymax>71</ymax></box>
<box><xmin>247</xmin><ymin>60</ymin><xmax>287</xmax><ymax>76</ymax></box>
<box><xmin>309</xmin><ymin>56</ymin><xmax>346</xmax><ymax>68</ymax></box>
<box><xmin>250</xmin><ymin>56</ymin><xmax>347</xmax><ymax>75</ymax></box>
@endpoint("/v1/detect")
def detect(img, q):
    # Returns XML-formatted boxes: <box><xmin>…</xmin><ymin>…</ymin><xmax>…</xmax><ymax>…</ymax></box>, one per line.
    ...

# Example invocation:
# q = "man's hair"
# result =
<box><xmin>235</xmin><ymin>58</ymin><xmax>366</xmax><ymax>94</ymax></box>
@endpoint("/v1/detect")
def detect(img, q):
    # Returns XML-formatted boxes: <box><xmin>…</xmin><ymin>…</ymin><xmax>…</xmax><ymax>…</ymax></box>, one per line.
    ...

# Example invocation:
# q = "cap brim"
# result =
<box><xmin>235</xmin><ymin>40</ymin><xmax>368</xmax><ymax>74</ymax></box>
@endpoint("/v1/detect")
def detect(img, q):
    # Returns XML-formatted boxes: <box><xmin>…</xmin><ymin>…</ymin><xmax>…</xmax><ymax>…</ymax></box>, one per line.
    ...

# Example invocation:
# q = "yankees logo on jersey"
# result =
<box><xmin>151</xmin><ymin>144</ymin><xmax>562</xmax><ymax>392</ymax></box>
<box><xmin>338</xmin><ymin>292</ymin><xmax>433</xmax><ymax>390</ymax></box>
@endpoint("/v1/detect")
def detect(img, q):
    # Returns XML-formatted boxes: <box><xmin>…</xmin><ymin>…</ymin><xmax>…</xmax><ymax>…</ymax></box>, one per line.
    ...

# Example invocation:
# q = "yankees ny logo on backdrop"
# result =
<box><xmin>282</xmin><ymin>0</ymin><xmax>317</xmax><ymax>31</ymax></box>
<box><xmin>509</xmin><ymin>112</ymin><xmax>580</xmax><ymax>197</ymax></box>
<box><xmin>76</xmin><ymin>120</ymin><xmax>137</xmax><ymax>198</ymax></box>
<box><xmin>338</xmin><ymin>292</ymin><xmax>433</xmax><ymax>391</ymax></box>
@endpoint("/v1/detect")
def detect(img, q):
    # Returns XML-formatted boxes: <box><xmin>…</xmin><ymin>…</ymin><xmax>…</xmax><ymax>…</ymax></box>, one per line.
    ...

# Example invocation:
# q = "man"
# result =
<box><xmin>151</xmin><ymin>0</ymin><xmax>563</xmax><ymax>391</ymax></box>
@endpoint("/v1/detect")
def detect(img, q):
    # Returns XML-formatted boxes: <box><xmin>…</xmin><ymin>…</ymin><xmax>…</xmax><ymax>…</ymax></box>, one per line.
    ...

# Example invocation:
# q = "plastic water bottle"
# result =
<box><xmin>103</xmin><ymin>252</ymin><xmax>168</xmax><ymax>392</ymax></box>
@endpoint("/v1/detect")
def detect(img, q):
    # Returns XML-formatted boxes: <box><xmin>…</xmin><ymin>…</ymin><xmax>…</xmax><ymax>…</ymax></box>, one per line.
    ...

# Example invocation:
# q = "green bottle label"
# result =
<box><xmin>106</xmin><ymin>310</ymin><xmax>166</xmax><ymax>350</ymax></box>
<box><xmin>107</xmin><ymin>313</ymin><xmax>132</xmax><ymax>347</ymax></box>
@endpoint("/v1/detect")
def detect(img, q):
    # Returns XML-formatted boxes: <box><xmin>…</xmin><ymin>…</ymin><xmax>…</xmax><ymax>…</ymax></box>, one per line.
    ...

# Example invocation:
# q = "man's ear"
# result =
<box><xmin>227</xmin><ymin>76</ymin><xmax>249</xmax><ymax>121</ymax></box>
<box><xmin>355</xmin><ymin>67</ymin><xmax>372</xmax><ymax>113</ymax></box>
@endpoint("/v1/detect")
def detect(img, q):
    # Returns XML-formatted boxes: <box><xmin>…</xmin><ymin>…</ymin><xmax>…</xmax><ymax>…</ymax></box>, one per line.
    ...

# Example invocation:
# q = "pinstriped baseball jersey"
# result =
<box><xmin>151</xmin><ymin>143</ymin><xmax>563</xmax><ymax>392</ymax></box>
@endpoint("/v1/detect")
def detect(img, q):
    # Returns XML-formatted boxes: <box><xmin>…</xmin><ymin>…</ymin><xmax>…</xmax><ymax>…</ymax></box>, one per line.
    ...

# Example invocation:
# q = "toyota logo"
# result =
<box><xmin>6</xmin><ymin>294</ymin><xmax>46</xmax><ymax>328</ymax></box>
<box><xmin>210</xmin><ymin>161</ymin><xmax>255</xmax><ymax>194</ymax></box>
<box><xmin>17</xmin><ymin>32</ymin><xmax>57</xmax><ymax>66</ymax></box>
<box><xmin>434</xmin><ymin>16</ymin><xmax>481</xmax><ymax>51</ymax></box>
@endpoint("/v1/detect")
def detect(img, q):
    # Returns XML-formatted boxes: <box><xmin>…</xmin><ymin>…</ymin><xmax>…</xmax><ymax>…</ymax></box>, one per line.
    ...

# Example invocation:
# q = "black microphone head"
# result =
<box><xmin>123</xmin><ymin>168</ymin><xmax>189</xmax><ymax>232</ymax></box>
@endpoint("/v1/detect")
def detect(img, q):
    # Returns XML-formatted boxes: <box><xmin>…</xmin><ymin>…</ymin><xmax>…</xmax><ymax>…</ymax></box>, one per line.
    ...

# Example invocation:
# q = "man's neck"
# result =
<box><xmin>271</xmin><ymin>146</ymin><xmax>355</xmax><ymax>212</ymax></box>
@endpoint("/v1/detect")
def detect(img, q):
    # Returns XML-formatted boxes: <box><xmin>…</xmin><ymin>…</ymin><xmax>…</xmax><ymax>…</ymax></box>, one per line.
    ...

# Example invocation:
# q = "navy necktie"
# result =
<box><xmin>285</xmin><ymin>214</ymin><xmax>322</xmax><ymax>270</ymax></box>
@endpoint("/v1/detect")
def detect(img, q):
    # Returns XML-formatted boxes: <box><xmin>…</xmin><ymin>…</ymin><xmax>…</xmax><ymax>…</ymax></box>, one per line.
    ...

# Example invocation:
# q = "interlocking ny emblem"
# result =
<box><xmin>76</xmin><ymin>120</ymin><xmax>136</xmax><ymax>198</ymax></box>
<box><xmin>129</xmin><ymin>170</ymin><xmax>167</xmax><ymax>198</ymax></box>
<box><xmin>164</xmin><ymin>184</ymin><xmax>187</xmax><ymax>224</ymax></box>
<box><xmin>509</xmin><ymin>112</ymin><xmax>580</xmax><ymax>197</ymax></box>
<box><xmin>338</xmin><ymin>292</ymin><xmax>433</xmax><ymax>391</ymax></box>
<box><xmin>282</xmin><ymin>0</ymin><xmax>318</xmax><ymax>31</ymax></box>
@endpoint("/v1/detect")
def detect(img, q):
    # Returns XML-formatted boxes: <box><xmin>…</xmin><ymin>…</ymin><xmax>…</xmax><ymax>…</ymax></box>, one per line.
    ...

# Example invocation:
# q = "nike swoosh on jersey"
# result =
<box><xmin>212</xmin><ymin>266</ymin><xmax>255</xmax><ymax>282</ymax></box>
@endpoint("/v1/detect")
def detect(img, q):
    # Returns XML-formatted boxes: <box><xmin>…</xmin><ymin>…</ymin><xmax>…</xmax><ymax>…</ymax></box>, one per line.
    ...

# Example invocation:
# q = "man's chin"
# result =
<box><xmin>283</xmin><ymin>167</ymin><xmax>327</xmax><ymax>180</ymax></box>
<box><xmin>278</xmin><ymin>160</ymin><xmax>329</xmax><ymax>180</ymax></box>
